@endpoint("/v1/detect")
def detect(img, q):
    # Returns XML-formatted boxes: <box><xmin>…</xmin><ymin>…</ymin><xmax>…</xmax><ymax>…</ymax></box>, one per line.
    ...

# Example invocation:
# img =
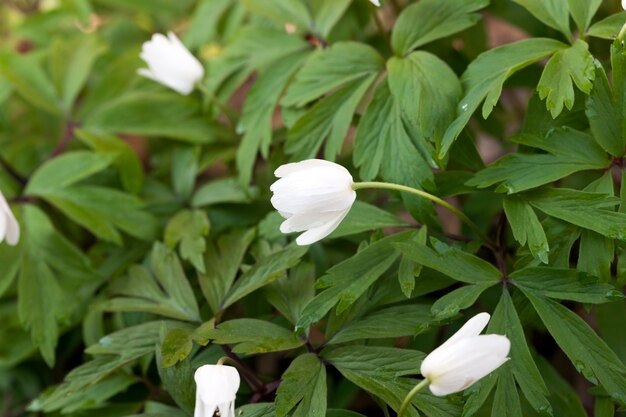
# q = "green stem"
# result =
<box><xmin>618</xmin><ymin>22</ymin><xmax>626</xmax><ymax>43</ymax></box>
<box><xmin>398</xmin><ymin>379</ymin><xmax>430</xmax><ymax>417</ymax></box>
<box><xmin>352</xmin><ymin>181</ymin><xmax>495</xmax><ymax>248</ymax></box>
<box><xmin>196</xmin><ymin>83</ymin><xmax>239</xmax><ymax>128</ymax></box>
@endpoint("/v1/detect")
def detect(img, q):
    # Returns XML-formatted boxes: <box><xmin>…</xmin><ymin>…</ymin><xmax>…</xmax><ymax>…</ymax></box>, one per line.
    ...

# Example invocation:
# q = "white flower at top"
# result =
<box><xmin>370</xmin><ymin>0</ymin><xmax>381</xmax><ymax>6</ymax></box>
<box><xmin>0</xmin><ymin>191</ymin><xmax>19</xmax><ymax>246</ymax></box>
<box><xmin>270</xmin><ymin>159</ymin><xmax>356</xmax><ymax>246</ymax></box>
<box><xmin>420</xmin><ymin>313</ymin><xmax>510</xmax><ymax>396</ymax></box>
<box><xmin>194</xmin><ymin>364</ymin><xmax>240</xmax><ymax>417</ymax></box>
<box><xmin>138</xmin><ymin>32</ymin><xmax>205</xmax><ymax>96</ymax></box>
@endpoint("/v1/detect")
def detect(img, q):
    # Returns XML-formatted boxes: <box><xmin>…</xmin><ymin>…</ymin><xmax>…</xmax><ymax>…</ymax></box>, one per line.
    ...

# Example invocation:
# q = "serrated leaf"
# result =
<box><xmin>523</xmin><ymin>291</ymin><xmax>626</xmax><ymax>404</ymax></box>
<box><xmin>512</xmin><ymin>0</ymin><xmax>571</xmax><ymax>38</ymax></box>
<box><xmin>391</xmin><ymin>0</ymin><xmax>488</xmax><ymax>55</ymax></box>
<box><xmin>276</xmin><ymin>354</ymin><xmax>326</xmax><ymax>417</ymax></box>
<box><xmin>165</xmin><ymin>210</ymin><xmax>210</xmax><ymax>272</ymax></box>
<box><xmin>328</xmin><ymin>304</ymin><xmax>434</xmax><ymax>344</ymax></box>
<box><xmin>395</xmin><ymin>240</ymin><xmax>502</xmax><ymax>284</ymax></box>
<box><xmin>192</xmin><ymin>178</ymin><xmax>258</xmax><ymax>207</ymax></box>
<box><xmin>441</xmin><ymin>38</ymin><xmax>565</xmax><ymax>156</ymax></box>
<box><xmin>537</xmin><ymin>40</ymin><xmax>595</xmax><ymax>118</ymax></box>
<box><xmin>587</xmin><ymin>12</ymin><xmax>626</xmax><ymax>39</ymax></box>
<box><xmin>431</xmin><ymin>283</ymin><xmax>495</xmax><ymax>319</ymax></box>
<box><xmin>221</xmin><ymin>244</ymin><xmax>308</xmax><ymax>309</ymax></box>
<box><xmin>204</xmin><ymin>319</ymin><xmax>304</xmax><ymax>354</ymax></box>
<box><xmin>504</xmin><ymin>195</ymin><xmax>549</xmax><ymax>263</ymax></box>
<box><xmin>568</xmin><ymin>0</ymin><xmax>602</xmax><ymax>34</ymax></box>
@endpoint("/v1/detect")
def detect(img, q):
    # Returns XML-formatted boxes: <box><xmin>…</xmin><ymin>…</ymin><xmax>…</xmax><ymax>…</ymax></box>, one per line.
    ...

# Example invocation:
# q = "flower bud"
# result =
<box><xmin>270</xmin><ymin>159</ymin><xmax>356</xmax><ymax>245</ymax></box>
<box><xmin>194</xmin><ymin>364</ymin><xmax>240</xmax><ymax>417</ymax></box>
<box><xmin>138</xmin><ymin>32</ymin><xmax>205</xmax><ymax>96</ymax></box>
<box><xmin>0</xmin><ymin>191</ymin><xmax>19</xmax><ymax>246</ymax></box>
<box><xmin>420</xmin><ymin>313</ymin><xmax>510</xmax><ymax>396</ymax></box>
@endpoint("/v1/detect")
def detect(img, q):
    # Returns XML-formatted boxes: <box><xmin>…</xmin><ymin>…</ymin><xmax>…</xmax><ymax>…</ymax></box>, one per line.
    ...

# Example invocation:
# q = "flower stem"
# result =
<box><xmin>397</xmin><ymin>379</ymin><xmax>430</xmax><ymax>417</ymax></box>
<box><xmin>352</xmin><ymin>181</ymin><xmax>495</xmax><ymax>248</ymax></box>
<box><xmin>196</xmin><ymin>83</ymin><xmax>239</xmax><ymax>128</ymax></box>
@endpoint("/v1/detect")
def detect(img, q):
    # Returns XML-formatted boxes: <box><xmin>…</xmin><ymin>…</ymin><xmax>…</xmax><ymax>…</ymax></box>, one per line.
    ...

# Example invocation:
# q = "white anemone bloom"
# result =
<box><xmin>138</xmin><ymin>32</ymin><xmax>205</xmax><ymax>95</ymax></box>
<box><xmin>623</xmin><ymin>0</ymin><xmax>626</xmax><ymax>10</ymax></box>
<box><xmin>370</xmin><ymin>0</ymin><xmax>381</xmax><ymax>5</ymax></box>
<box><xmin>421</xmin><ymin>313</ymin><xmax>510</xmax><ymax>396</ymax></box>
<box><xmin>270</xmin><ymin>159</ymin><xmax>356</xmax><ymax>246</ymax></box>
<box><xmin>0</xmin><ymin>191</ymin><xmax>19</xmax><ymax>246</ymax></box>
<box><xmin>194</xmin><ymin>364</ymin><xmax>240</xmax><ymax>417</ymax></box>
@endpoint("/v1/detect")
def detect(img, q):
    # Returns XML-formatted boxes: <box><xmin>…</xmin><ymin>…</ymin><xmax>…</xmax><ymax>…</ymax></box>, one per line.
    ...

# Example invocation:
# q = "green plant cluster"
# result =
<box><xmin>1</xmin><ymin>0</ymin><xmax>626</xmax><ymax>416</ymax></box>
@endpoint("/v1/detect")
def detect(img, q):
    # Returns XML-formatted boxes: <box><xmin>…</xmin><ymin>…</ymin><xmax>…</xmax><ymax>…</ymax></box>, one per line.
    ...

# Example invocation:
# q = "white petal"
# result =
<box><xmin>370</xmin><ymin>0</ymin><xmax>381</xmax><ymax>5</ymax></box>
<box><xmin>623</xmin><ymin>0</ymin><xmax>626</xmax><ymax>11</ymax></box>
<box><xmin>218</xmin><ymin>401</ymin><xmax>235</xmax><ymax>417</ymax></box>
<box><xmin>295</xmin><ymin>207</ymin><xmax>351</xmax><ymax>245</ymax></box>
<box><xmin>280</xmin><ymin>211</ymin><xmax>344</xmax><ymax>233</ymax></box>
<box><xmin>194</xmin><ymin>365</ymin><xmax>240</xmax><ymax>405</ymax></box>
<box><xmin>422</xmin><ymin>335</ymin><xmax>510</xmax><ymax>396</ymax></box>
<box><xmin>0</xmin><ymin>192</ymin><xmax>18</xmax><ymax>246</ymax></box>
<box><xmin>438</xmin><ymin>312</ymin><xmax>490</xmax><ymax>349</ymax></box>
<box><xmin>0</xmin><ymin>211</ymin><xmax>6</xmax><ymax>244</ymax></box>
<box><xmin>271</xmin><ymin>189</ymin><xmax>356</xmax><ymax>214</ymax></box>
<box><xmin>274</xmin><ymin>159</ymin><xmax>349</xmax><ymax>178</ymax></box>
<box><xmin>270</xmin><ymin>165</ymin><xmax>353</xmax><ymax>194</ymax></box>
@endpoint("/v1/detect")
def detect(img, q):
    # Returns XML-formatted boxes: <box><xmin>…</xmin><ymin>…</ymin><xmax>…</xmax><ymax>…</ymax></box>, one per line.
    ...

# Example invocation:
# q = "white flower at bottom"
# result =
<box><xmin>194</xmin><ymin>364</ymin><xmax>240</xmax><ymax>417</ymax></box>
<box><xmin>138</xmin><ymin>32</ymin><xmax>205</xmax><ymax>95</ymax></box>
<box><xmin>0</xmin><ymin>191</ymin><xmax>19</xmax><ymax>246</ymax></box>
<box><xmin>270</xmin><ymin>159</ymin><xmax>356</xmax><ymax>246</ymax></box>
<box><xmin>420</xmin><ymin>313</ymin><xmax>510</xmax><ymax>396</ymax></box>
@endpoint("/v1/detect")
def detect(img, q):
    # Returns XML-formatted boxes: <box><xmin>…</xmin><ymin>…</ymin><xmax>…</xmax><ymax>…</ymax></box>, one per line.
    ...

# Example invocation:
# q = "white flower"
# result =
<box><xmin>420</xmin><ymin>313</ymin><xmax>510</xmax><ymax>396</ymax></box>
<box><xmin>270</xmin><ymin>159</ymin><xmax>356</xmax><ymax>246</ymax></box>
<box><xmin>623</xmin><ymin>0</ymin><xmax>626</xmax><ymax>11</ymax></box>
<box><xmin>370</xmin><ymin>0</ymin><xmax>381</xmax><ymax>6</ymax></box>
<box><xmin>138</xmin><ymin>32</ymin><xmax>205</xmax><ymax>95</ymax></box>
<box><xmin>0</xmin><ymin>191</ymin><xmax>19</xmax><ymax>246</ymax></box>
<box><xmin>194</xmin><ymin>364</ymin><xmax>240</xmax><ymax>417</ymax></box>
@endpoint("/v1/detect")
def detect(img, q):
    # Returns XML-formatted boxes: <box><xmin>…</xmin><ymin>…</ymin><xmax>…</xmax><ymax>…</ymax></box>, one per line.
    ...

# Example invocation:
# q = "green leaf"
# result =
<box><xmin>431</xmin><ymin>283</ymin><xmax>495</xmax><ymax>319</ymax></box>
<box><xmin>221</xmin><ymin>244</ymin><xmax>308</xmax><ymax>309</ymax></box>
<box><xmin>568</xmin><ymin>0</ymin><xmax>602</xmax><ymax>34</ymax></box>
<box><xmin>276</xmin><ymin>354</ymin><xmax>326</xmax><ymax>417</ymax></box>
<box><xmin>204</xmin><ymin>319</ymin><xmax>304</xmax><ymax>354</ymax></box>
<box><xmin>511</xmin><ymin>267</ymin><xmax>620</xmax><ymax>304</ymax></box>
<box><xmin>329</xmin><ymin>201</ymin><xmax>408</xmax><ymax>239</ymax></box>
<box><xmin>164</xmin><ymin>210</ymin><xmax>210</xmax><ymax>273</ymax></box>
<box><xmin>328</xmin><ymin>304</ymin><xmax>434</xmax><ymax>344</ymax></box>
<box><xmin>192</xmin><ymin>178</ymin><xmax>258</xmax><ymax>207</ymax></box>
<box><xmin>578</xmin><ymin>229</ymin><xmax>614</xmax><ymax>283</ymax></box>
<box><xmin>104</xmin><ymin>243</ymin><xmax>201</xmax><ymax>322</ymax></box>
<box><xmin>296</xmin><ymin>232</ymin><xmax>412</xmax><ymax>331</ymax></box>
<box><xmin>171</xmin><ymin>145</ymin><xmax>199</xmax><ymax>200</ymax></box>
<box><xmin>85</xmin><ymin>92</ymin><xmax>220</xmax><ymax>143</ymax></box>
<box><xmin>537</xmin><ymin>40</ymin><xmax>595</xmax><ymax>118</ymax></box>
<box><xmin>535</xmin><ymin>355</ymin><xmax>588</xmax><ymax>417</ymax></box>
<box><xmin>527</xmin><ymin>188</ymin><xmax>626</xmax><ymax>240</ymax></box>
<box><xmin>587</xmin><ymin>12</ymin><xmax>626</xmax><ymax>39</ymax></box>
<box><xmin>265</xmin><ymin>262</ymin><xmax>315</xmax><ymax>325</ymax></box>
<box><xmin>198</xmin><ymin>228</ymin><xmax>256</xmax><ymax>313</ymax></box>
<box><xmin>75</xmin><ymin>129</ymin><xmax>145</xmax><ymax>194</ymax></box>
<box><xmin>387</xmin><ymin>51</ymin><xmax>461</xmax><ymax>151</ymax></box>
<box><xmin>286</xmin><ymin>74</ymin><xmax>377</xmax><ymax>160</ymax></box>
<box><xmin>156</xmin><ymin>334</ymin><xmax>195</xmax><ymax>415</ymax></box>
<box><xmin>26</xmin><ymin>151</ymin><xmax>114</xmax><ymax>194</ymax></box>
<box><xmin>391</xmin><ymin>0</ymin><xmax>488</xmax><ymax>55</ymax></box>
<box><xmin>49</xmin><ymin>34</ymin><xmax>107</xmax><ymax>112</ymax></box>
<box><xmin>17</xmin><ymin>205</ymin><xmax>98</xmax><ymax>367</ymax></box>
<box><xmin>34</xmin><ymin>321</ymin><xmax>166</xmax><ymax>412</ymax></box>
<box><xmin>395</xmin><ymin>239</ymin><xmax>502</xmax><ymax>284</ymax></box>
<box><xmin>310</xmin><ymin>0</ymin><xmax>352</xmax><ymax>38</ymax></box>
<box><xmin>161</xmin><ymin>321</ymin><xmax>214</xmax><ymax>367</ymax></box>
<box><xmin>524</xmin><ymin>291</ymin><xmax>626</xmax><ymax>404</ymax></box>
<box><xmin>237</xmin><ymin>52</ymin><xmax>309</xmax><ymax>185</ymax></box>
<box><xmin>504</xmin><ymin>195</ymin><xmax>549</xmax><ymax>263</ymax></box>
<box><xmin>586</xmin><ymin>62</ymin><xmax>625</xmax><ymax>157</ymax></box>
<box><xmin>241</xmin><ymin>0</ymin><xmax>312</xmax><ymax>30</ymax></box>
<box><xmin>354</xmin><ymin>82</ymin><xmax>435</xmax><ymax>189</ymax></box>
<box><xmin>512</xmin><ymin>0</ymin><xmax>571</xmax><ymax>38</ymax></box>
<box><xmin>282</xmin><ymin>42</ymin><xmax>384</xmax><ymax>107</ymax></box>
<box><xmin>490</xmin><ymin>289</ymin><xmax>551</xmax><ymax>416</ymax></box>
<box><xmin>441</xmin><ymin>38</ymin><xmax>565</xmax><ymax>156</ymax></box>
<box><xmin>0</xmin><ymin>51</ymin><xmax>62</xmax><ymax>116</ymax></box>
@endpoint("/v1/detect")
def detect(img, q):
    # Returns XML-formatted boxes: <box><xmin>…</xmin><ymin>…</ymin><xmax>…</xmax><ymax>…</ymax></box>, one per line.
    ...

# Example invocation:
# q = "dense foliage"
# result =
<box><xmin>2</xmin><ymin>0</ymin><xmax>626</xmax><ymax>416</ymax></box>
